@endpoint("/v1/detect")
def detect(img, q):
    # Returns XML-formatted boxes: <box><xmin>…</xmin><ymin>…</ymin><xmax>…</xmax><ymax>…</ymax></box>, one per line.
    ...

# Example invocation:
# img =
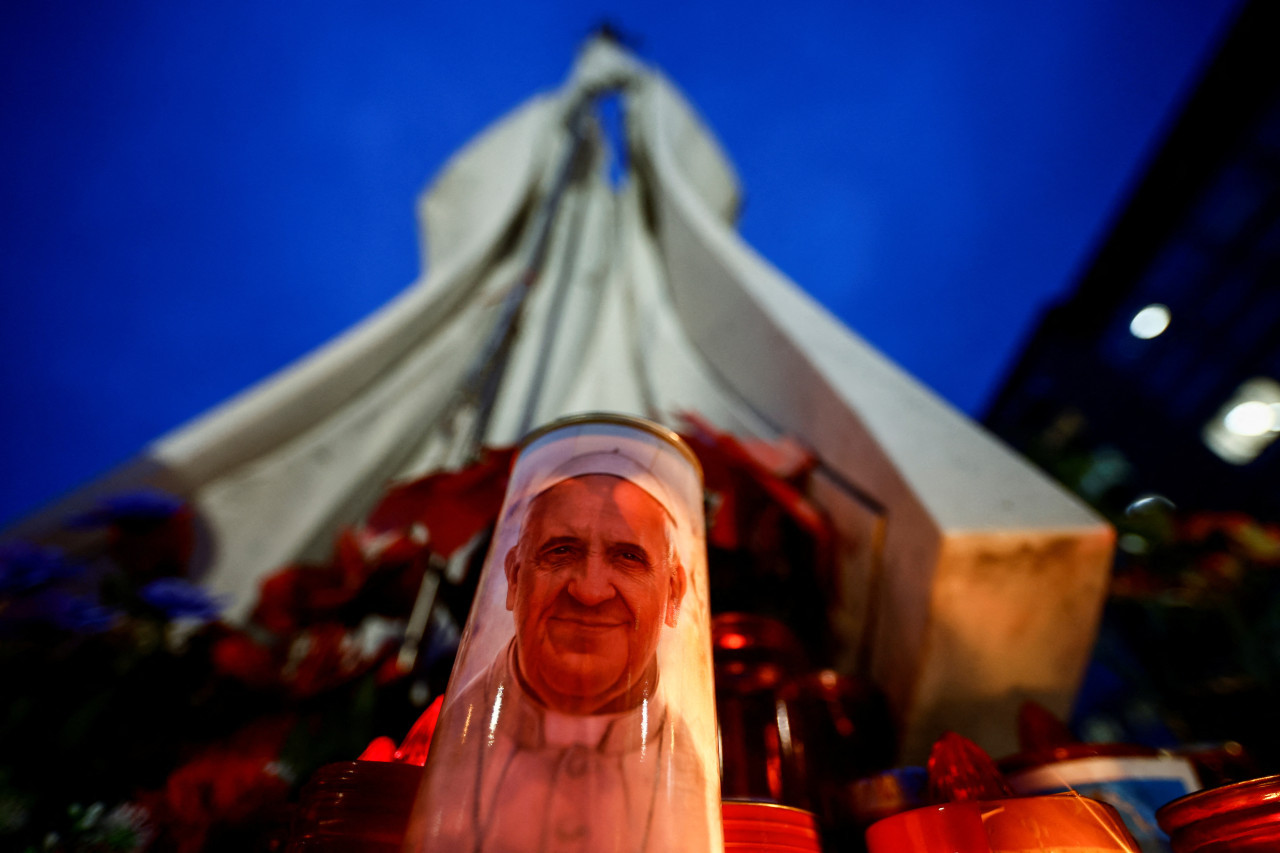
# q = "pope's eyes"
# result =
<box><xmin>540</xmin><ymin>544</ymin><xmax>579</xmax><ymax>561</ymax></box>
<box><xmin>615</xmin><ymin>549</ymin><xmax>652</xmax><ymax>568</ymax></box>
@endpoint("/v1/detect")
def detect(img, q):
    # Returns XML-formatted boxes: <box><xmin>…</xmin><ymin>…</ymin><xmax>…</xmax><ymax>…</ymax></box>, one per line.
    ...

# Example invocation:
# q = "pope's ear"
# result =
<box><xmin>504</xmin><ymin>548</ymin><xmax>519</xmax><ymax>612</ymax></box>
<box><xmin>665</xmin><ymin>560</ymin><xmax>687</xmax><ymax>628</ymax></box>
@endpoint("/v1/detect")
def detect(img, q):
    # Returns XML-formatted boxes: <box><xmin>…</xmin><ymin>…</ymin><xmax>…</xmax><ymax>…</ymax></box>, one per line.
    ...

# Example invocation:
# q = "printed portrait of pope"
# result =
<box><xmin>504</xmin><ymin>471</ymin><xmax>685</xmax><ymax>716</ymax></box>
<box><xmin>408</xmin><ymin>450</ymin><xmax>711</xmax><ymax>853</ymax></box>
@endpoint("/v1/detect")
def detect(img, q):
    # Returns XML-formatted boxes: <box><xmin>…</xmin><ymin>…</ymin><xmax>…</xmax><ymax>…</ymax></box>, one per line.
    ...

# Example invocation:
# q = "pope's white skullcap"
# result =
<box><xmin>504</xmin><ymin>416</ymin><xmax>703</xmax><ymax>555</ymax></box>
<box><xmin>525</xmin><ymin>450</ymin><xmax>680</xmax><ymax>527</ymax></box>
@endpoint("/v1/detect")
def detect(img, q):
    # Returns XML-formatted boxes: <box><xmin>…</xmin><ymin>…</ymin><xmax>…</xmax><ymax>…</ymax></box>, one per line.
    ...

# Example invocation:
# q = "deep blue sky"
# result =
<box><xmin>0</xmin><ymin>1</ymin><xmax>1242</xmax><ymax>526</ymax></box>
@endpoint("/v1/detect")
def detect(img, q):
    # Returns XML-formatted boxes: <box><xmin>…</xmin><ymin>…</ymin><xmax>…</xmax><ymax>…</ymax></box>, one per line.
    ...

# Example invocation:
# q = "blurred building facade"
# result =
<box><xmin>985</xmin><ymin>0</ymin><xmax>1280</xmax><ymax>524</ymax></box>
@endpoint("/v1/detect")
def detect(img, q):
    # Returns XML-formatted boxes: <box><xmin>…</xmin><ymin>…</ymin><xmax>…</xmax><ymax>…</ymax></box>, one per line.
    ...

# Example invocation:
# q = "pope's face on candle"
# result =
<box><xmin>504</xmin><ymin>474</ymin><xmax>685</xmax><ymax>714</ymax></box>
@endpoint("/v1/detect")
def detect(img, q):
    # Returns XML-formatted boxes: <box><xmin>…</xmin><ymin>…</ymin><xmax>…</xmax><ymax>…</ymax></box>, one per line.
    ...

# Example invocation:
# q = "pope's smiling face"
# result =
<box><xmin>505</xmin><ymin>474</ymin><xmax>685</xmax><ymax>714</ymax></box>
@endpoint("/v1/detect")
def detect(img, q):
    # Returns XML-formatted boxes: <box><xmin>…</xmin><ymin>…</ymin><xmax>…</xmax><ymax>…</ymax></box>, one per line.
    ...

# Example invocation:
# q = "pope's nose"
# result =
<box><xmin>566</xmin><ymin>551</ymin><xmax>618</xmax><ymax>606</ymax></box>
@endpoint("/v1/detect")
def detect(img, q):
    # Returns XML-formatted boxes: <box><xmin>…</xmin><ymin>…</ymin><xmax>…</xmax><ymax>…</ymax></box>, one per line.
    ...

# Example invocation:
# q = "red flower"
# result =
<box><xmin>680</xmin><ymin>413</ymin><xmax>829</xmax><ymax>554</ymax></box>
<box><xmin>211</xmin><ymin>619</ymin><xmax>397</xmax><ymax>698</ymax></box>
<box><xmin>144</xmin><ymin>716</ymin><xmax>295</xmax><ymax>853</ymax></box>
<box><xmin>283</xmin><ymin>622</ymin><xmax>391</xmax><ymax>699</ymax></box>
<box><xmin>363</xmin><ymin>447</ymin><xmax>516</xmax><ymax>561</ymax></box>
<box><xmin>252</xmin><ymin>552</ymin><xmax>366</xmax><ymax>635</ymax></box>
<box><xmin>244</xmin><ymin>451</ymin><xmax>516</xmax><ymax>636</ymax></box>
<box><xmin>211</xmin><ymin>630</ymin><xmax>280</xmax><ymax>689</ymax></box>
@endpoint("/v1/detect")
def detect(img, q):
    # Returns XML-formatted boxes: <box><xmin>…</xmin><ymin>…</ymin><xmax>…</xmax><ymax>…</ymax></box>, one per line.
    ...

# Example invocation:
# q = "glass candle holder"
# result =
<box><xmin>722</xmin><ymin>800</ymin><xmax>822</xmax><ymax>852</ymax></box>
<box><xmin>865</xmin><ymin>793</ymin><xmax>1141</xmax><ymax>852</ymax></box>
<box><xmin>1157</xmin><ymin>774</ymin><xmax>1280</xmax><ymax>853</ymax></box>
<box><xmin>403</xmin><ymin>414</ymin><xmax>722</xmax><ymax>853</ymax></box>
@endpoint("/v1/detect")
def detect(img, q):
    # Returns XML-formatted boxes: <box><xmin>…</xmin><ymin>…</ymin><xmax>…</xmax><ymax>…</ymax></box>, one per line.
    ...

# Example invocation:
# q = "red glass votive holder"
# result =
<box><xmin>1157</xmin><ymin>774</ymin><xmax>1280</xmax><ymax>853</ymax></box>
<box><xmin>287</xmin><ymin>760</ymin><xmax>423</xmax><ymax>852</ymax></box>
<box><xmin>723</xmin><ymin>800</ymin><xmax>822</xmax><ymax>852</ymax></box>
<box><xmin>865</xmin><ymin>793</ymin><xmax>1140</xmax><ymax>852</ymax></box>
